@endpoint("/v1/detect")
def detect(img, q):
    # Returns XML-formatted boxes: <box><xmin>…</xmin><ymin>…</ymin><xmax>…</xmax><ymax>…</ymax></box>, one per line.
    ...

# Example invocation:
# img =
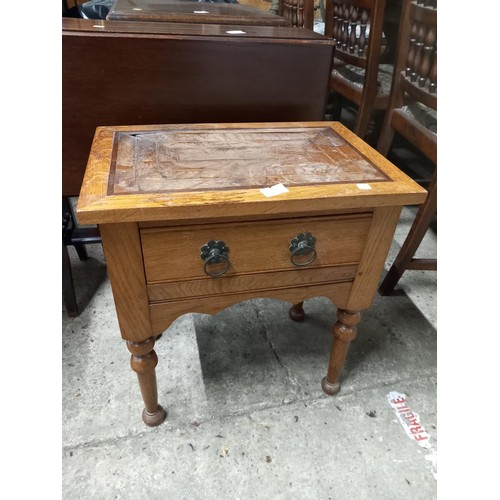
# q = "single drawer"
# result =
<box><xmin>140</xmin><ymin>213</ymin><xmax>371</xmax><ymax>283</ymax></box>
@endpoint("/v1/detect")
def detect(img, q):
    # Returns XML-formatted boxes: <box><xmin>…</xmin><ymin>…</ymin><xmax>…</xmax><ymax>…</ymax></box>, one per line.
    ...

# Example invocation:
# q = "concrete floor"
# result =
<box><xmin>62</xmin><ymin>124</ymin><xmax>437</xmax><ymax>499</ymax></box>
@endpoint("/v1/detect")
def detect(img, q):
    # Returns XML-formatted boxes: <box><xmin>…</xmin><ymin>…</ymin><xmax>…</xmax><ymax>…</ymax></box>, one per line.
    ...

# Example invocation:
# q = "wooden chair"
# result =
<box><xmin>278</xmin><ymin>0</ymin><xmax>316</xmax><ymax>29</ymax></box>
<box><xmin>325</xmin><ymin>0</ymin><xmax>393</xmax><ymax>140</ymax></box>
<box><xmin>62</xmin><ymin>196</ymin><xmax>101</xmax><ymax>317</ymax></box>
<box><xmin>377</xmin><ymin>0</ymin><xmax>437</xmax><ymax>295</ymax></box>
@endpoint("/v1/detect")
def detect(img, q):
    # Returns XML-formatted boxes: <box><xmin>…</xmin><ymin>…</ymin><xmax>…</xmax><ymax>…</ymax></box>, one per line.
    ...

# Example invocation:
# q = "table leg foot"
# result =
<box><xmin>142</xmin><ymin>405</ymin><xmax>168</xmax><ymax>427</ymax></box>
<box><xmin>289</xmin><ymin>302</ymin><xmax>305</xmax><ymax>322</ymax></box>
<box><xmin>127</xmin><ymin>336</ymin><xmax>167</xmax><ymax>427</ymax></box>
<box><xmin>323</xmin><ymin>309</ymin><xmax>361</xmax><ymax>395</ymax></box>
<box><xmin>321</xmin><ymin>376</ymin><xmax>341</xmax><ymax>395</ymax></box>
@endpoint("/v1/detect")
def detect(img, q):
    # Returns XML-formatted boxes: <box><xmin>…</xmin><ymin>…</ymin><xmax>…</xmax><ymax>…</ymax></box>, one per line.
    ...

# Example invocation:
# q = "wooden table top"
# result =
<box><xmin>62</xmin><ymin>17</ymin><xmax>327</xmax><ymax>40</ymax></box>
<box><xmin>77</xmin><ymin>122</ymin><xmax>427</xmax><ymax>224</ymax></box>
<box><xmin>106</xmin><ymin>0</ymin><xmax>291</xmax><ymax>26</ymax></box>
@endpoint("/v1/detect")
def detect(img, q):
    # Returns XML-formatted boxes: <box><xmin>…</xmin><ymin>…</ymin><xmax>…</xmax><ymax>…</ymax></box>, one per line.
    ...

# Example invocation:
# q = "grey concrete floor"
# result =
<box><xmin>62</xmin><ymin>201</ymin><xmax>437</xmax><ymax>499</ymax></box>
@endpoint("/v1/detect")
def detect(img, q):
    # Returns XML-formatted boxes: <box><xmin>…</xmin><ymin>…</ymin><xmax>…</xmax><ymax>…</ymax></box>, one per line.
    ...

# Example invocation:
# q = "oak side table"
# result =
<box><xmin>77</xmin><ymin>122</ymin><xmax>427</xmax><ymax>427</ymax></box>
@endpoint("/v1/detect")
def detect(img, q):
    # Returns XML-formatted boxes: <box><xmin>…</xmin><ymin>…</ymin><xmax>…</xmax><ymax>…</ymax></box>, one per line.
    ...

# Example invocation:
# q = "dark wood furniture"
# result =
<box><xmin>381</xmin><ymin>0</ymin><xmax>404</xmax><ymax>63</ymax></box>
<box><xmin>62</xmin><ymin>197</ymin><xmax>101</xmax><ymax>317</ymax></box>
<box><xmin>62</xmin><ymin>18</ymin><xmax>334</xmax><ymax>316</ymax></box>
<box><xmin>106</xmin><ymin>0</ymin><xmax>291</xmax><ymax>25</ymax></box>
<box><xmin>376</xmin><ymin>0</ymin><xmax>437</xmax><ymax>295</ymax></box>
<box><xmin>278</xmin><ymin>0</ymin><xmax>315</xmax><ymax>29</ymax></box>
<box><xmin>325</xmin><ymin>0</ymin><xmax>394</xmax><ymax>139</ymax></box>
<box><xmin>62</xmin><ymin>18</ymin><xmax>334</xmax><ymax>196</ymax></box>
<box><xmin>77</xmin><ymin>121</ymin><xmax>426</xmax><ymax>426</ymax></box>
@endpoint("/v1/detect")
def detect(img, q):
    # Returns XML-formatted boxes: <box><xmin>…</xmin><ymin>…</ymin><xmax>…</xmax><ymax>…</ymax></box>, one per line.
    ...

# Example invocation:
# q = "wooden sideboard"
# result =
<box><xmin>62</xmin><ymin>18</ymin><xmax>334</xmax><ymax>196</ymax></box>
<box><xmin>77</xmin><ymin>121</ymin><xmax>427</xmax><ymax>426</ymax></box>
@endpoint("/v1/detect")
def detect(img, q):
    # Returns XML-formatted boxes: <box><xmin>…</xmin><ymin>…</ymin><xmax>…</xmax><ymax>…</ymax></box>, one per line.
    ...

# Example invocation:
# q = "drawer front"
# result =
<box><xmin>147</xmin><ymin>264</ymin><xmax>358</xmax><ymax>302</ymax></box>
<box><xmin>140</xmin><ymin>214</ymin><xmax>371</xmax><ymax>283</ymax></box>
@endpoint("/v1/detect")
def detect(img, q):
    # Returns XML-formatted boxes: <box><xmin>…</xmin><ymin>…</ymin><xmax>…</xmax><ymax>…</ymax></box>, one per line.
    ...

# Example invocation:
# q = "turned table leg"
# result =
<box><xmin>126</xmin><ymin>336</ymin><xmax>167</xmax><ymax>427</ymax></box>
<box><xmin>322</xmin><ymin>309</ymin><xmax>361</xmax><ymax>395</ymax></box>
<box><xmin>289</xmin><ymin>301</ymin><xmax>305</xmax><ymax>322</ymax></box>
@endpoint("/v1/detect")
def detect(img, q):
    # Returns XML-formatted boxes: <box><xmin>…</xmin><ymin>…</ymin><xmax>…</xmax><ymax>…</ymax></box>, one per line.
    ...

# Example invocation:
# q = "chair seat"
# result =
<box><xmin>331</xmin><ymin>63</ymin><xmax>393</xmax><ymax>95</ymax></box>
<box><xmin>401</xmin><ymin>102</ymin><xmax>437</xmax><ymax>135</ymax></box>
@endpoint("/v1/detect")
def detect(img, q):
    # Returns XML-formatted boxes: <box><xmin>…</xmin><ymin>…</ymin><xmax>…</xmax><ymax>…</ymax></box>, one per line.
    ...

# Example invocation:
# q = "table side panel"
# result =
<box><xmin>99</xmin><ymin>223</ymin><xmax>152</xmax><ymax>341</ymax></box>
<box><xmin>346</xmin><ymin>205</ymin><xmax>403</xmax><ymax>311</ymax></box>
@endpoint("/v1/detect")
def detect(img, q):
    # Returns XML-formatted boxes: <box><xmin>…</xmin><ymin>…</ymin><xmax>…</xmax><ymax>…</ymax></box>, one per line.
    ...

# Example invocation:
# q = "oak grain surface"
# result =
<box><xmin>99</xmin><ymin>223</ymin><xmax>152</xmax><ymax>341</ymax></box>
<box><xmin>140</xmin><ymin>214</ymin><xmax>371</xmax><ymax>282</ymax></box>
<box><xmin>147</xmin><ymin>265</ymin><xmax>358</xmax><ymax>301</ymax></box>
<box><xmin>77</xmin><ymin>122</ymin><xmax>427</xmax><ymax>224</ymax></box>
<box><xmin>111</xmin><ymin>127</ymin><xmax>388</xmax><ymax>195</ymax></box>
<box><xmin>149</xmin><ymin>282</ymin><xmax>353</xmax><ymax>335</ymax></box>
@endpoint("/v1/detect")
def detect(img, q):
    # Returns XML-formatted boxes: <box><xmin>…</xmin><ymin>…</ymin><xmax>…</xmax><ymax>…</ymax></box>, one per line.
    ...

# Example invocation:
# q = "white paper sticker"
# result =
<box><xmin>356</xmin><ymin>183</ymin><xmax>372</xmax><ymax>190</ymax></box>
<box><xmin>387</xmin><ymin>391</ymin><xmax>437</xmax><ymax>480</ymax></box>
<box><xmin>93</xmin><ymin>25</ymin><xmax>105</xmax><ymax>28</ymax></box>
<box><xmin>132</xmin><ymin>7</ymin><xmax>142</xmax><ymax>10</ymax></box>
<box><xmin>260</xmin><ymin>183</ymin><xmax>289</xmax><ymax>197</ymax></box>
<box><xmin>387</xmin><ymin>391</ymin><xmax>431</xmax><ymax>447</ymax></box>
<box><xmin>193</xmin><ymin>10</ymin><xmax>210</xmax><ymax>13</ymax></box>
<box><xmin>226</xmin><ymin>30</ymin><xmax>247</xmax><ymax>34</ymax></box>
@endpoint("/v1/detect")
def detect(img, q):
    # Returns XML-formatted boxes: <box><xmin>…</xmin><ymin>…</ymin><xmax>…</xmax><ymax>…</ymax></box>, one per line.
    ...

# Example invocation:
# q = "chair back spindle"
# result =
<box><xmin>428</xmin><ymin>51</ymin><xmax>437</xmax><ymax>93</ymax></box>
<box><xmin>401</xmin><ymin>1</ymin><xmax>437</xmax><ymax>104</ymax></box>
<box><xmin>280</xmin><ymin>0</ymin><xmax>315</xmax><ymax>29</ymax></box>
<box><xmin>325</xmin><ymin>0</ymin><xmax>390</xmax><ymax>139</ymax></box>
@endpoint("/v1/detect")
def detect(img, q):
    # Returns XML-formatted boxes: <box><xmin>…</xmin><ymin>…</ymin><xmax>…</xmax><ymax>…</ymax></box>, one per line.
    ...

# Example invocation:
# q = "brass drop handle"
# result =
<box><xmin>200</xmin><ymin>240</ymin><xmax>231</xmax><ymax>277</ymax></box>
<box><xmin>289</xmin><ymin>232</ymin><xmax>317</xmax><ymax>267</ymax></box>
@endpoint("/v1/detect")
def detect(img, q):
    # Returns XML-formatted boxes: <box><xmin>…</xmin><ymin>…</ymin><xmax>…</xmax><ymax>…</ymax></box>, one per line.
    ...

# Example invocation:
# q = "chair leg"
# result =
<box><xmin>330</xmin><ymin>93</ymin><xmax>343</xmax><ymax>121</ymax></box>
<box><xmin>353</xmin><ymin>96</ymin><xmax>376</xmax><ymax>139</ymax></box>
<box><xmin>366</xmin><ymin>110</ymin><xmax>385</xmax><ymax>146</ymax></box>
<box><xmin>353</xmin><ymin>114</ymin><xmax>370</xmax><ymax>139</ymax></box>
<box><xmin>74</xmin><ymin>243</ymin><xmax>89</xmax><ymax>261</ymax></box>
<box><xmin>63</xmin><ymin>196</ymin><xmax>89</xmax><ymax>261</ymax></box>
<box><xmin>379</xmin><ymin>169</ymin><xmax>437</xmax><ymax>295</ymax></box>
<box><xmin>376</xmin><ymin>111</ymin><xmax>397</xmax><ymax>157</ymax></box>
<box><xmin>62</xmin><ymin>240</ymin><xmax>78</xmax><ymax>317</ymax></box>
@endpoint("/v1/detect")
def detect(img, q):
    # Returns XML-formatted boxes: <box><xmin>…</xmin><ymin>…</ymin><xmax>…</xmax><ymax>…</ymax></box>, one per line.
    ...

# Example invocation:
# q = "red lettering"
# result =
<box><xmin>414</xmin><ymin>434</ymin><xmax>428</xmax><ymax>442</ymax></box>
<box><xmin>392</xmin><ymin>397</ymin><xmax>405</xmax><ymax>405</ymax></box>
<box><xmin>410</xmin><ymin>426</ymin><xmax>423</xmax><ymax>435</ymax></box>
<box><xmin>398</xmin><ymin>405</ymin><xmax>410</xmax><ymax>413</ymax></box>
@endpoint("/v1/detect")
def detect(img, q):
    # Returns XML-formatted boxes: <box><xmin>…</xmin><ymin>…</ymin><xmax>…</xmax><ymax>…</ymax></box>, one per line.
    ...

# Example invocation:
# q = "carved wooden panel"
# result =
<box><xmin>109</xmin><ymin>126</ymin><xmax>388</xmax><ymax>195</ymax></box>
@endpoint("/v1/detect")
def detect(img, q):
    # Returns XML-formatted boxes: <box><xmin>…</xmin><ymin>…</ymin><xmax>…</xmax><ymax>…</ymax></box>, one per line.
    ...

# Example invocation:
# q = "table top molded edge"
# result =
<box><xmin>76</xmin><ymin>122</ymin><xmax>427</xmax><ymax>225</ymax></box>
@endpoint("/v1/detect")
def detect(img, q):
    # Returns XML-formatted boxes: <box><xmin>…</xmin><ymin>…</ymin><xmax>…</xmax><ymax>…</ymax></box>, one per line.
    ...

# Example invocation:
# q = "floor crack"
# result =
<box><xmin>252</xmin><ymin>301</ymin><xmax>302</xmax><ymax>397</ymax></box>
